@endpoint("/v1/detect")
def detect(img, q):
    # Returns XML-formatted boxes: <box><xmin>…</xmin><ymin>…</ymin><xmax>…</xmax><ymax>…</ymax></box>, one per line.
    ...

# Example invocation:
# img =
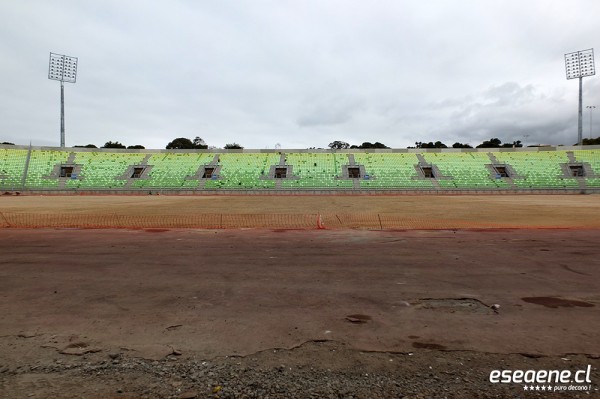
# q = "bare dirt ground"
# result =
<box><xmin>2</xmin><ymin>194</ymin><xmax>600</xmax><ymax>229</ymax></box>
<box><xmin>1</xmin><ymin>195</ymin><xmax>599</xmax><ymax>398</ymax></box>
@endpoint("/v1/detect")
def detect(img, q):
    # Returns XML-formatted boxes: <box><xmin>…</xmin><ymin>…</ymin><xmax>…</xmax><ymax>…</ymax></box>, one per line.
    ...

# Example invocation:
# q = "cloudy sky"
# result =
<box><xmin>1</xmin><ymin>0</ymin><xmax>599</xmax><ymax>149</ymax></box>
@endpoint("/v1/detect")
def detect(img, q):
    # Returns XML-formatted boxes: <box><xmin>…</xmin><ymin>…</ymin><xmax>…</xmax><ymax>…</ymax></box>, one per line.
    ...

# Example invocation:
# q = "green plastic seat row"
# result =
<box><xmin>1</xmin><ymin>147</ymin><xmax>598</xmax><ymax>190</ymax></box>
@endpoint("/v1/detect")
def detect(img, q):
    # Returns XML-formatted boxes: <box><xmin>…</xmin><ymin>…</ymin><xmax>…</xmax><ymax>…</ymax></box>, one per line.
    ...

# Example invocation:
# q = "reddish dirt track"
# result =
<box><xmin>2</xmin><ymin>194</ymin><xmax>600</xmax><ymax>229</ymax></box>
<box><xmin>1</xmin><ymin>227</ymin><xmax>599</xmax><ymax>363</ymax></box>
<box><xmin>1</xmin><ymin>195</ymin><xmax>599</xmax><ymax>398</ymax></box>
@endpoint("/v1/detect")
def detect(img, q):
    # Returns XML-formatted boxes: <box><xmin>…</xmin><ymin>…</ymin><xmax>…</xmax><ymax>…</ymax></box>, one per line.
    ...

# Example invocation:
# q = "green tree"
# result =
<box><xmin>501</xmin><ymin>140</ymin><xmax>523</xmax><ymax>148</ymax></box>
<box><xmin>582</xmin><ymin>137</ymin><xmax>600</xmax><ymax>145</ymax></box>
<box><xmin>413</xmin><ymin>141</ymin><xmax>447</xmax><ymax>148</ymax></box>
<box><xmin>127</xmin><ymin>145</ymin><xmax>146</xmax><ymax>149</ymax></box>
<box><xmin>224</xmin><ymin>143</ymin><xmax>243</xmax><ymax>149</ymax></box>
<box><xmin>452</xmin><ymin>142</ymin><xmax>473</xmax><ymax>148</ymax></box>
<box><xmin>328</xmin><ymin>141</ymin><xmax>350</xmax><ymax>149</ymax></box>
<box><xmin>193</xmin><ymin>137</ymin><xmax>208</xmax><ymax>149</ymax></box>
<box><xmin>351</xmin><ymin>142</ymin><xmax>390</xmax><ymax>149</ymax></box>
<box><xmin>476</xmin><ymin>138</ymin><xmax>502</xmax><ymax>148</ymax></box>
<box><xmin>166</xmin><ymin>137</ymin><xmax>208</xmax><ymax>149</ymax></box>
<box><xmin>166</xmin><ymin>137</ymin><xmax>195</xmax><ymax>149</ymax></box>
<box><xmin>102</xmin><ymin>141</ymin><xmax>126</xmax><ymax>149</ymax></box>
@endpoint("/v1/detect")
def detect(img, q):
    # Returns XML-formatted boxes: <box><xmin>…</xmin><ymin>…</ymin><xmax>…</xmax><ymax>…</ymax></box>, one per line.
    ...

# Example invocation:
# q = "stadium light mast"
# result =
<box><xmin>565</xmin><ymin>49</ymin><xmax>595</xmax><ymax>146</ymax></box>
<box><xmin>48</xmin><ymin>52</ymin><xmax>78</xmax><ymax>147</ymax></box>
<box><xmin>587</xmin><ymin>105</ymin><xmax>596</xmax><ymax>139</ymax></box>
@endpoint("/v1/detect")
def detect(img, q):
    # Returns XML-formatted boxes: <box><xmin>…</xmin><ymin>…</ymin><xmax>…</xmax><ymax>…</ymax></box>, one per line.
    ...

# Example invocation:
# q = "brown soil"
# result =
<box><xmin>1</xmin><ymin>195</ymin><xmax>599</xmax><ymax>398</ymax></box>
<box><xmin>1</xmin><ymin>194</ymin><xmax>600</xmax><ymax>229</ymax></box>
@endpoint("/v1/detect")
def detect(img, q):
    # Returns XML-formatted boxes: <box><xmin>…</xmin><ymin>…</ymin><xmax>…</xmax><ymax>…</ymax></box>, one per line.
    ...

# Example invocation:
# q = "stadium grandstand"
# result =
<box><xmin>1</xmin><ymin>143</ymin><xmax>600</xmax><ymax>194</ymax></box>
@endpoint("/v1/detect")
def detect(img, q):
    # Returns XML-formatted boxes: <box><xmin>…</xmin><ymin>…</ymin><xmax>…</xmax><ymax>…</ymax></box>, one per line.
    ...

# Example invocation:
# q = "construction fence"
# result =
<box><xmin>0</xmin><ymin>212</ymin><xmax>547</xmax><ymax>230</ymax></box>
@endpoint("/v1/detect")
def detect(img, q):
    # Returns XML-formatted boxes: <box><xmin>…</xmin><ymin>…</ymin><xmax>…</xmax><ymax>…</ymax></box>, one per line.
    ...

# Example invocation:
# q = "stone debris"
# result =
<box><xmin>1</xmin><ymin>346</ymin><xmax>567</xmax><ymax>399</ymax></box>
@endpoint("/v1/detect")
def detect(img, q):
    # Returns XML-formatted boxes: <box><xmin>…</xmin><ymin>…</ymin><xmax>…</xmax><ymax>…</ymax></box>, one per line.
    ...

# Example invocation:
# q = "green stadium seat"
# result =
<box><xmin>494</xmin><ymin>151</ymin><xmax>573</xmax><ymax>189</ymax></box>
<box><xmin>67</xmin><ymin>151</ymin><xmax>147</xmax><ymax>189</ymax></box>
<box><xmin>1</xmin><ymin>146</ymin><xmax>598</xmax><ymax>192</ymax></box>
<box><xmin>0</xmin><ymin>148</ymin><xmax>28</xmax><ymax>190</ymax></box>
<box><xmin>353</xmin><ymin>153</ymin><xmax>429</xmax><ymax>189</ymax></box>
<box><xmin>420</xmin><ymin>152</ymin><xmax>509</xmax><ymax>189</ymax></box>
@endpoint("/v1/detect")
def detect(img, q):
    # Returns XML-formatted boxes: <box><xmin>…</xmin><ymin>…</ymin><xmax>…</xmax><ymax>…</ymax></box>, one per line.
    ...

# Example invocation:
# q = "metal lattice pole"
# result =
<box><xmin>578</xmin><ymin>77</ymin><xmax>583</xmax><ymax>145</ymax></box>
<box><xmin>565</xmin><ymin>49</ymin><xmax>595</xmax><ymax>145</ymax></box>
<box><xmin>48</xmin><ymin>52</ymin><xmax>78</xmax><ymax>147</ymax></box>
<box><xmin>60</xmin><ymin>81</ymin><xmax>65</xmax><ymax>147</ymax></box>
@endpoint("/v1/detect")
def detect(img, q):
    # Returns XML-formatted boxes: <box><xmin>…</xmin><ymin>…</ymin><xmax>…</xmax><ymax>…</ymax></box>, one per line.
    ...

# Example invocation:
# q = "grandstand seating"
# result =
<box><xmin>67</xmin><ymin>151</ymin><xmax>147</xmax><ymax>189</ymax></box>
<box><xmin>420</xmin><ymin>152</ymin><xmax>509</xmax><ymax>189</ymax></box>
<box><xmin>132</xmin><ymin>153</ymin><xmax>215</xmax><ymax>189</ymax></box>
<box><xmin>494</xmin><ymin>151</ymin><xmax>578</xmax><ymax>189</ymax></box>
<box><xmin>352</xmin><ymin>153</ymin><xmax>432</xmax><ymax>189</ymax></box>
<box><xmin>204</xmin><ymin>153</ymin><xmax>279</xmax><ymax>189</ymax></box>
<box><xmin>2</xmin><ymin>145</ymin><xmax>599</xmax><ymax>192</ymax></box>
<box><xmin>280</xmin><ymin>153</ymin><xmax>351</xmax><ymax>189</ymax></box>
<box><xmin>0</xmin><ymin>148</ymin><xmax>28</xmax><ymax>190</ymax></box>
<box><xmin>573</xmin><ymin>149</ymin><xmax>600</xmax><ymax>188</ymax></box>
<box><xmin>25</xmin><ymin>149</ymin><xmax>71</xmax><ymax>189</ymax></box>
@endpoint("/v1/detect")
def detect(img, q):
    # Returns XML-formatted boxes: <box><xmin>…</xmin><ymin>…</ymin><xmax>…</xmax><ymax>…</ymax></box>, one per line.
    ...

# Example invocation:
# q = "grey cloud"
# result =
<box><xmin>432</xmin><ymin>82</ymin><xmax>580</xmax><ymax>146</ymax></box>
<box><xmin>297</xmin><ymin>94</ymin><xmax>365</xmax><ymax>127</ymax></box>
<box><xmin>1</xmin><ymin>0</ymin><xmax>599</xmax><ymax>149</ymax></box>
<box><xmin>482</xmin><ymin>83</ymin><xmax>537</xmax><ymax>107</ymax></box>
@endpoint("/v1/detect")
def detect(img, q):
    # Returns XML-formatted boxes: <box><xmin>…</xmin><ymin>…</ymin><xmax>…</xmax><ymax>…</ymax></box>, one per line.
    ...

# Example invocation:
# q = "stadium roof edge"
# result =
<box><xmin>1</xmin><ymin>144</ymin><xmax>600</xmax><ymax>153</ymax></box>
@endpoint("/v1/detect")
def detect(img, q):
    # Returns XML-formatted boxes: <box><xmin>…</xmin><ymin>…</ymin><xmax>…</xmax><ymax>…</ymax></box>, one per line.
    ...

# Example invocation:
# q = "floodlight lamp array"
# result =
<box><xmin>48</xmin><ymin>52</ymin><xmax>78</xmax><ymax>83</ymax></box>
<box><xmin>565</xmin><ymin>49</ymin><xmax>595</xmax><ymax>80</ymax></box>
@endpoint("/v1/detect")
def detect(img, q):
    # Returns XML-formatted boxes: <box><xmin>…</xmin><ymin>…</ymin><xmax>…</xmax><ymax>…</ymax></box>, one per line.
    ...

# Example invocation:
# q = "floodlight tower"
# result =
<box><xmin>565</xmin><ymin>49</ymin><xmax>595</xmax><ymax>145</ymax></box>
<box><xmin>48</xmin><ymin>52</ymin><xmax>78</xmax><ymax>147</ymax></box>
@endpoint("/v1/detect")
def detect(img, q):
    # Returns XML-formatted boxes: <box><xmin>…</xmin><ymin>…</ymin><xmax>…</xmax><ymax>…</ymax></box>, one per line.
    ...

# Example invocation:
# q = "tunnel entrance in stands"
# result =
<box><xmin>493</xmin><ymin>165</ymin><xmax>509</xmax><ymax>178</ymax></box>
<box><xmin>421</xmin><ymin>166</ymin><xmax>435</xmax><ymax>178</ymax></box>
<box><xmin>131</xmin><ymin>167</ymin><xmax>146</xmax><ymax>179</ymax></box>
<box><xmin>569</xmin><ymin>165</ymin><xmax>585</xmax><ymax>177</ymax></box>
<box><xmin>59</xmin><ymin>166</ymin><xmax>74</xmax><ymax>178</ymax></box>
<box><xmin>202</xmin><ymin>167</ymin><xmax>215</xmax><ymax>179</ymax></box>
<box><xmin>348</xmin><ymin>167</ymin><xmax>361</xmax><ymax>179</ymax></box>
<box><xmin>274</xmin><ymin>167</ymin><xmax>287</xmax><ymax>178</ymax></box>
